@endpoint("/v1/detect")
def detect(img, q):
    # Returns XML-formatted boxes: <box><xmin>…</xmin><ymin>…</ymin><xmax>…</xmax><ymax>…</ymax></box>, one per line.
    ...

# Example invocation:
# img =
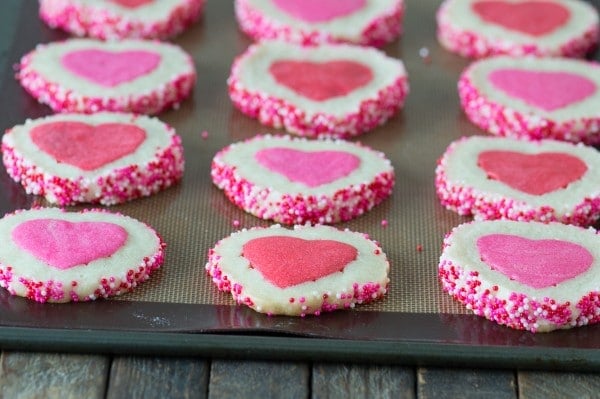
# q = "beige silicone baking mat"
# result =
<box><xmin>12</xmin><ymin>0</ymin><xmax>598</xmax><ymax>315</ymax></box>
<box><xmin>104</xmin><ymin>0</ymin><xmax>474</xmax><ymax>314</ymax></box>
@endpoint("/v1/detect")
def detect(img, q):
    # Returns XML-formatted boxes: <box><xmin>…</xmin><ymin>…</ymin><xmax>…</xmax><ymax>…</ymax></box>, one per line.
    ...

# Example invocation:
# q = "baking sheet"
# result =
<box><xmin>2</xmin><ymin>0</ymin><xmax>600</xmax><ymax>369</ymax></box>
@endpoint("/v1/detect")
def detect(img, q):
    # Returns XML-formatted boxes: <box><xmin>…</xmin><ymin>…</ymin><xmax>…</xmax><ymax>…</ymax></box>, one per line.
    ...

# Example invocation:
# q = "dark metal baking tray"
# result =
<box><xmin>1</xmin><ymin>0</ymin><xmax>600</xmax><ymax>370</ymax></box>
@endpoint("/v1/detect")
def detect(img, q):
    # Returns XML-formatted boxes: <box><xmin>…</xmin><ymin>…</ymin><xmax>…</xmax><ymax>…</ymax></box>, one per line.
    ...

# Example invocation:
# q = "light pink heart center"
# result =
<box><xmin>269</xmin><ymin>60</ymin><xmax>373</xmax><ymax>101</ymax></box>
<box><xmin>242</xmin><ymin>236</ymin><xmax>358</xmax><ymax>288</ymax></box>
<box><xmin>12</xmin><ymin>219</ymin><xmax>128</xmax><ymax>270</ymax></box>
<box><xmin>477</xmin><ymin>150</ymin><xmax>587</xmax><ymax>195</ymax></box>
<box><xmin>471</xmin><ymin>0</ymin><xmax>570</xmax><ymax>36</ymax></box>
<box><xmin>272</xmin><ymin>0</ymin><xmax>366</xmax><ymax>22</ymax></box>
<box><xmin>489</xmin><ymin>69</ymin><xmax>596</xmax><ymax>112</ymax></box>
<box><xmin>255</xmin><ymin>147</ymin><xmax>361</xmax><ymax>187</ymax></box>
<box><xmin>31</xmin><ymin>121</ymin><xmax>146</xmax><ymax>171</ymax></box>
<box><xmin>110</xmin><ymin>0</ymin><xmax>154</xmax><ymax>8</ymax></box>
<box><xmin>477</xmin><ymin>234</ymin><xmax>593</xmax><ymax>288</ymax></box>
<box><xmin>61</xmin><ymin>49</ymin><xmax>161</xmax><ymax>87</ymax></box>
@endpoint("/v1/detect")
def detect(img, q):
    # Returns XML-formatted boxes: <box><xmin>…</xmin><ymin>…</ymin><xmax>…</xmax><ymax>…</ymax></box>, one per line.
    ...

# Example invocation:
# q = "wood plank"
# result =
<box><xmin>519</xmin><ymin>371</ymin><xmax>600</xmax><ymax>399</ymax></box>
<box><xmin>312</xmin><ymin>363</ymin><xmax>415</xmax><ymax>399</ymax></box>
<box><xmin>417</xmin><ymin>368</ymin><xmax>516</xmax><ymax>399</ymax></box>
<box><xmin>0</xmin><ymin>351</ymin><xmax>109</xmax><ymax>399</ymax></box>
<box><xmin>106</xmin><ymin>356</ymin><xmax>209</xmax><ymax>399</ymax></box>
<box><xmin>208</xmin><ymin>360</ymin><xmax>309</xmax><ymax>399</ymax></box>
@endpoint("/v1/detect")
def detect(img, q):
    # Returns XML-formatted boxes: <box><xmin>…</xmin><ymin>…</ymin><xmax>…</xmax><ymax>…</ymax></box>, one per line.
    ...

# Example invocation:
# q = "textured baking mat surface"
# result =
<box><xmin>0</xmin><ymin>0</ymin><xmax>598</xmax><ymax>322</ymax></box>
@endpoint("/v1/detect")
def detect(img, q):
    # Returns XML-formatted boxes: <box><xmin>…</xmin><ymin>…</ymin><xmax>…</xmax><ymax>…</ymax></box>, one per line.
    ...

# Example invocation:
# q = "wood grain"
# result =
<box><xmin>0</xmin><ymin>351</ymin><xmax>109</xmax><ymax>399</ymax></box>
<box><xmin>106</xmin><ymin>356</ymin><xmax>209</xmax><ymax>399</ymax></box>
<box><xmin>208</xmin><ymin>360</ymin><xmax>309</xmax><ymax>399</ymax></box>
<box><xmin>311</xmin><ymin>363</ymin><xmax>415</xmax><ymax>399</ymax></box>
<box><xmin>417</xmin><ymin>368</ymin><xmax>517</xmax><ymax>399</ymax></box>
<box><xmin>519</xmin><ymin>371</ymin><xmax>600</xmax><ymax>399</ymax></box>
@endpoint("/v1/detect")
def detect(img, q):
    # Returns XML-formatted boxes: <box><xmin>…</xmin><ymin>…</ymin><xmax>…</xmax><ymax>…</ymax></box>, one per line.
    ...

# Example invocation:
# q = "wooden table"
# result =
<box><xmin>2</xmin><ymin>351</ymin><xmax>600</xmax><ymax>398</ymax></box>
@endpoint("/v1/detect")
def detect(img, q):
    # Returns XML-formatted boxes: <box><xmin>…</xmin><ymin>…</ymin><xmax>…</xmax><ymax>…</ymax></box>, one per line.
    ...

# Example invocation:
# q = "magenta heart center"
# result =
<box><xmin>269</xmin><ymin>60</ymin><xmax>373</xmax><ymax>101</ymax></box>
<box><xmin>61</xmin><ymin>49</ymin><xmax>161</xmax><ymax>87</ymax></box>
<box><xmin>255</xmin><ymin>147</ymin><xmax>361</xmax><ymax>187</ymax></box>
<box><xmin>12</xmin><ymin>219</ymin><xmax>128</xmax><ymax>270</ymax></box>
<box><xmin>271</xmin><ymin>0</ymin><xmax>366</xmax><ymax>22</ymax></box>
<box><xmin>30</xmin><ymin>121</ymin><xmax>146</xmax><ymax>171</ymax></box>
<box><xmin>110</xmin><ymin>0</ymin><xmax>154</xmax><ymax>8</ymax></box>
<box><xmin>242</xmin><ymin>236</ymin><xmax>358</xmax><ymax>288</ymax></box>
<box><xmin>477</xmin><ymin>234</ymin><xmax>593</xmax><ymax>288</ymax></box>
<box><xmin>471</xmin><ymin>0</ymin><xmax>570</xmax><ymax>36</ymax></box>
<box><xmin>477</xmin><ymin>150</ymin><xmax>587</xmax><ymax>195</ymax></box>
<box><xmin>488</xmin><ymin>69</ymin><xmax>596</xmax><ymax>112</ymax></box>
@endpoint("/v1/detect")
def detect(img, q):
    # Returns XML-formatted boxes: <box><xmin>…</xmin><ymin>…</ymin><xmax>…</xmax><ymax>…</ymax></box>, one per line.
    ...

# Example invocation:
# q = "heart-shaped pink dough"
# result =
<box><xmin>488</xmin><ymin>69</ymin><xmax>596</xmax><ymax>112</ymax></box>
<box><xmin>477</xmin><ymin>150</ymin><xmax>587</xmax><ymax>195</ymax></box>
<box><xmin>272</xmin><ymin>0</ymin><xmax>366</xmax><ymax>22</ymax></box>
<box><xmin>471</xmin><ymin>0</ymin><xmax>570</xmax><ymax>36</ymax></box>
<box><xmin>477</xmin><ymin>234</ymin><xmax>593</xmax><ymax>288</ymax></box>
<box><xmin>12</xmin><ymin>219</ymin><xmax>128</xmax><ymax>270</ymax></box>
<box><xmin>242</xmin><ymin>236</ymin><xmax>358</xmax><ymax>288</ymax></box>
<box><xmin>61</xmin><ymin>49</ymin><xmax>161</xmax><ymax>87</ymax></box>
<box><xmin>30</xmin><ymin>121</ymin><xmax>146</xmax><ymax>171</ymax></box>
<box><xmin>255</xmin><ymin>147</ymin><xmax>360</xmax><ymax>187</ymax></box>
<box><xmin>110</xmin><ymin>0</ymin><xmax>154</xmax><ymax>8</ymax></box>
<box><xmin>269</xmin><ymin>60</ymin><xmax>373</xmax><ymax>101</ymax></box>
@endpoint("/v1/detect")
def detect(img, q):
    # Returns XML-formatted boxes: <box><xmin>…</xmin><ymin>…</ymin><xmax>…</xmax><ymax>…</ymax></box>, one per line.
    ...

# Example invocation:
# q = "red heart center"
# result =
<box><xmin>272</xmin><ymin>0</ymin><xmax>366</xmax><ymax>22</ymax></box>
<box><xmin>12</xmin><ymin>219</ymin><xmax>128</xmax><ymax>270</ymax></box>
<box><xmin>110</xmin><ymin>0</ymin><xmax>154</xmax><ymax>8</ymax></box>
<box><xmin>477</xmin><ymin>150</ymin><xmax>587</xmax><ymax>195</ymax></box>
<box><xmin>61</xmin><ymin>49</ymin><xmax>161</xmax><ymax>87</ymax></box>
<box><xmin>269</xmin><ymin>60</ymin><xmax>373</xmax><ymax>101</ymax></box>
<box><xmin>242</xmin><ymin>236</ymin><xmax>358</xmax><ymax>288</ymax></box>
<box><xmin>471</xmin><ymin>0</ymin><xmax>570</xmax><ymax>36</ymax></box>
<box><xmin>477</xmin><ymin>234</ymin><xmax>593</xmax><ymax>288</ymax></box>
<box><xmin>255</xmin><ymin>147</ymin><xmax>360</xmax><ymax>187</ymax></box>
<box><xmin>489</xmin><ymin>69</ymin><xmax>596</xmax><ymax>112</ymax></box>
<box><xmin>31</xmin><ymin>121</ymin><xmax>146</xmax><ymax>171</ymax></box>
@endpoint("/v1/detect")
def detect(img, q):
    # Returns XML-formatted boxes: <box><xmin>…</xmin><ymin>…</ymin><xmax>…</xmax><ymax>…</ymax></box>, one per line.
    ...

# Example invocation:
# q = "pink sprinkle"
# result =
<box><xmin>232</xmin><ymin>219</ymin><xmax>240</xmax><ymax>227</ymax></box>
<box><xmin>201</xmin><ymin>130</ymin><xmax>209</xmax><ymax>139</ymax></box>
<box><xmin>381</xmin><ymin>219</ymin><xmax>388</xmax><ymax>227</ymax></box>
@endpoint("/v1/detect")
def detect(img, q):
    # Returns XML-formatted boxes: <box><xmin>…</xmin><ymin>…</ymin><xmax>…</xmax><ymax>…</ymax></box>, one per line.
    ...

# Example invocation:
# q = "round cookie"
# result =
<box><xmin>235</xmin><ymin>0</ymin><xmax>404</xmax><ymax>46</ymax></box>
<box><xmin>17</xmin><ymin>38</ymin><xmax>196</xmax><ymax>115</ymax></box>
<box><xmin>211</xmin><ymin>135</ymin><xmax>394</xmax><ymax>224</ymax></box>
<box><xmin>228</xmin><ymin>41</ymin><xmax>408</xmax><ymax>138</ymax></box>
<box><xmin>2</xmin><ymin>112</ymin><xmax>184</xmax><ymax>206</ymax></box>
<box><xmin>0</xmin><ymin>208</ymin><xmax>165</xmax><ymax>303</ymax></box>
<box><xmin>437</xmin><ymin>0</ymin><xmax>599</xmax><ymax>58</ymax></box>
<box><xmin>435</xmin><ymin>136</ymin><xmax>600</xmax><ymax>226</ymax></box>
<box><xmin>39</xmin><ymin>0</ymin><xmax>205</xmax><ymax>40</ymax></box>
<box><xmin>206</xmin><ymin>224</ymin><xmax>390</xmax><ymax>316</ymax></box>
<box><xmin>439</xmin><ymin>219</ymin><xmax>600</xmax><ymax>332</ymax></box>
<box><xmin>459</xmin><ymin>56</ymin><xmax>600</xmax><ymax>145</ymax></box>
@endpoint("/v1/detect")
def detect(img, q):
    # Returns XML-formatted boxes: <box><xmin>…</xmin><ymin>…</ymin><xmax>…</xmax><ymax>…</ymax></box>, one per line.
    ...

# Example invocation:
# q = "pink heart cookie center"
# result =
<box><xmin>477</xmin><ymin>150</ymin><xmax>587</xmax><ymax>195</ymax></box>
<box><xmin>488</xmin><ymin>69</ymin><xmax>596</xmax><ymax>112</ymax></box>
<box><xmin>255</xmin><ymin>147</ymin><xmax>361</xmax><ymax>187</ymax></box>
<box><xmin>12</xmin><ymin>219</ymin><xmax>128</xmax><ymax>270</ymax></box>
<box><xmin>477</xmin><ymin>234</ymin><xmax>593</xmax><ymax>288</ymax></box>
<box><xmin>272</xmin><ymin>0</ymin><xmax>366</xmax><ymax>23</ymax></box>
<box><xmin>471</xmin><ymin>0</ymin><xmax>570</xmax><ymax>36</ymax></box>
<box><xmin>110</xmin><ymin>0</ymin><xmax>154</xmax><ymax>8</ymax></box>
<box><xmin>30</xmin><ymin>121</ymin><xmax>146</xmax><ymax>171</ymax></box>
<box><xmin>242</xmin><ymin>236</ymin><xmax>358</xmax><ymax>288</ymax></box>
<box><xmin>269</xmin><ymin>60</ymin><xmax>373</xmax><ymax>101</ymax></box>
<box><xmin>61</xmin><ymin>49</ymin><xmax>161</xmax><ymax>87</ymax></box>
